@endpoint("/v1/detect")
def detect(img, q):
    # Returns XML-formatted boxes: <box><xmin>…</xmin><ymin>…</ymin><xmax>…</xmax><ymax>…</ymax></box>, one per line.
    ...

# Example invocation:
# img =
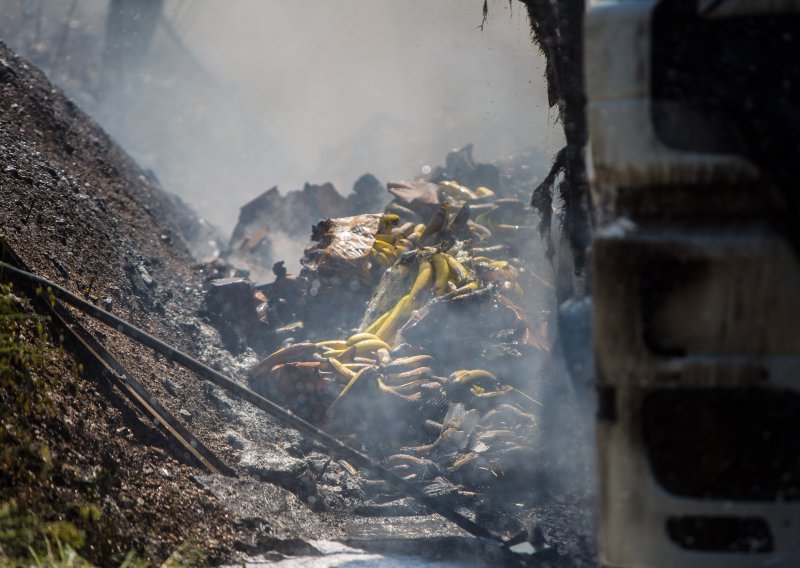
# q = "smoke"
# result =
<box><xmin>0</xmin><ymin>0</ymin><xmax>562</xmax><ymax>236</ymax></box>
<box><xmin>0</xmin><ymin>1</ymin><xmax>595</xmax><ymax>550</ymax></box>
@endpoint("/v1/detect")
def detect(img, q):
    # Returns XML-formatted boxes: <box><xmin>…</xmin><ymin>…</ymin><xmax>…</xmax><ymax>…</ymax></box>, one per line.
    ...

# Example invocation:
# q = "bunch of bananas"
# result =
<box><xmin>368</xmin><ymin>213</ymin><xmax>424</xmax><ymax>268</ymax></box>
<box><xmin>251</xmin><ymin>247</ymin><xmax>533</xmax><ymax>417</ymax></box>
<box><xmin>368</xmin><ymin>199</ymin><xmax>462</xmax><ymax>269</ymax></box>
<box><xmin>249</xmin><ymin>177</ymin><xmax>550</xmax><ymax>489</ymax></box>
<box><xmin>251</xmin><ymin>327</ymin><xmax>519</xmax><ymax>421</ymax></box>
<box><xmin>385</xmin><ymin>254</ymin><xmax>483</xmax><ymax>326</ymax></box>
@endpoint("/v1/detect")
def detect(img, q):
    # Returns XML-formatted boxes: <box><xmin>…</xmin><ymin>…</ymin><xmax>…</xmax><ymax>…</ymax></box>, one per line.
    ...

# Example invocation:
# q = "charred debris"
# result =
<box><xmin>199</xmin><ymin>144</ymin><xmax>566</xmax><ymax>519</ymax></box>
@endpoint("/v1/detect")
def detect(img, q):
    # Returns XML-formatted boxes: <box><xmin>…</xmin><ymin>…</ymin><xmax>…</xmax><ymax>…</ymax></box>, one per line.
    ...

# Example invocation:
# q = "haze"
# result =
<box><xmin>1</xmin><ymin>0</ymin><xmax>560</xmax><ymax>234</ymax></box>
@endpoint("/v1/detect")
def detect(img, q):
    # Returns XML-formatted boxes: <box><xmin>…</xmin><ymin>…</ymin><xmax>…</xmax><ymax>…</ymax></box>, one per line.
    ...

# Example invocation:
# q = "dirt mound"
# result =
<box><xmin>0</xmin><ymin>41</ymin><xmax>334</xmax><ymax>564</ymax></box>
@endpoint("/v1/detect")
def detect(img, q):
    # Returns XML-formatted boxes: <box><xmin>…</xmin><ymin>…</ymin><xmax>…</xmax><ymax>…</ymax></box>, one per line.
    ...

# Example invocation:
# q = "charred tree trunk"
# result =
<box><xmin>520</xmin><ymin>0</ymin><xmax>592</xmax><ymax>294</ymax></box>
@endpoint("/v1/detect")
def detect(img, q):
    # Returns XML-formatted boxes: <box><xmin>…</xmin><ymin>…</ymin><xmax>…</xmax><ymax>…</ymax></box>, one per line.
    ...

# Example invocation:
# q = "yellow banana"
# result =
<box><xmin>376</xmin><ymin>347</ymin><xmax>392</xmax><ymax>366</ymax></box>
<box><xmin>250</xmin><ymin>343</ymin><xmax>318</xmax><ymax>378</ymax></box>
<box><xmin>385</xmin><ymin>366</ymin><xmax>432</xmax><ymax>385</ymax></box>
<box><xmin>436</xmin><ymin>281</ymin><xmax>481</xmax><ymax>303</ymax></box>
<box><xmin>395</xmin><ymin>237</ymin><xmax>414</xmax><ymax>254</ymax></box>
<box><xmin>451</xmin><ymin>281</ymin><xmax>479</xmax><ymax>296</ymax></box>
<box><xmin>431</xmin><ymin>253</ymin><xmax>449</xmax><ymax>296</ymax></box>
<box><xmin>408</xmin><ymin>261</ymin><xmax>432</xmax><ymax>301</ymax></box>
<box><xmin>397</xmin><ymin>221</ymin><xmax>417</xmax><ymax>237</ymax></box>
<box><xmin>329</xmin><ymin>357</ymin><xmax>356</xmax><ymax>383</ymax></box>
<box><xmin>316</xmin><ymin>340</ymin><xmax>348</xmax><ymax>349</ymax></box>
<box><xmin>374</xmin><ymin>233</ymin><xmax>395</xmax><ymax>244</ymax></box>
<box><xmin>450</xmin><ymin>369</ymin><xmax>498</xmax><ymax>387</ymax></box>
<box><xmin>393</xmin><ymin>380</ymin><xmax>429</xmax><ymax>394</ymax></box>
<box><xmin>377</xmin><ymin>214</ymin><xmax>400</xmax><ymax>234</ymax></box>
<box><xmin>439</xmin><ymin>181</ymin><xmax>477</xmax><ymax>200</ymax></box>
<box><xmin>352</xmin><ymin>338</ymin><xmax>391</xmax><ymax>355</ymax></box>
<box><xmin>463</xmin><ymin>188</ymin><xmax>479</xmax><ymax>200</ymax></box>
<box><xmin>375</xmin><ymin>294</ymin><xmax>411</xmax><ymax>342</ymax></box>
<box><xmin>444</xmin><ymin>254</ymin><xmax>471</xmax><ymax>285</ymax></box>
<box><xmin>371</xmin><ymin>249</ymin><xmax>391</xmax><ymax>267</ymax></box>
<box><xmin>322</xmin><ymin>348</ymin><xmax>350</xmax><ymax>359</ymax></box>
<box><xmin>473</xmin><ymin>212</ymin><xmax>491</xmax><ymax>226</ymax></box>
<box><xmin>376</xmin><ymin>377</ymin><xmax>423</xmax><ymax>402</ymax></box>
<box><xmin>407</xmin><ymin>223</ymin><xmax>427</xmax><ymax>243</ymax></box>
<box><xmin>469</xmin><ymin>222</ymin><xmax>493</xmax><ymax>240</ymax></box>
<box><xmin>384</xmin><ymin>354</ymin><xmax>434</xmax><ymax>372</ymax></box>
<box><xmin>372</xmin><ymin>240</ymin><xmax>397</xmax><ymax>255</ymax></box>
<box><xmin>346</xmin><ymin>332</ymin><xmax>382</xmax><ymax>346</ymax></box>
<box><xmin>493</xmin><ymin>224</ymin><xmax>537</xmax><ymax>238</ymax></box>
<box><xmin>373</xmin><ymin>253</ymin><xmax>393</xmax><ymax>267</ymax></box>
<box><xmin>474</xmin><ymin>186</ymin><xmax>495</xmax><ymax>198</ymax></box>
<box><xmin>329</xmin><ymin>366</ymin><xmax>372</xmax><ymax>411</ymax></box>
<box><xmin>363</xmin><ymin>310</ymin><xmax>391</xmax><ymax>335</ymax></box>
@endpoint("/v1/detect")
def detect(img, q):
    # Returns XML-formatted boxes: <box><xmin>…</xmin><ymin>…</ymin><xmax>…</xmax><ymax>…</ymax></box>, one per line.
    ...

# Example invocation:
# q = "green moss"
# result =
<box><xmin>0</xmin><ymin>284</ymin><xmax>205</xmax><ymax>567</ymax></box>
<box><xmin>160</xmin><ymin>542</ymin><xmax>206</xmax><ymax>568</ymax></box>
<box><xmin>0</xmin><ymin>284</ymin><xmax>58</xmax><ymax>468</ymax></box>
<box><xmin>0</xmin><ymin>288</ymin><xmax>85</xmax><ymax>562</ymax></box>
<box><xmin>0</xmin><ymin>285</ymin><xmax>89</xmax><ymax>565</ymax></box>
<box><xmin>0</xmin><ymin>499</ymin><xmax>85</xmax><ymax>560</ymax></box>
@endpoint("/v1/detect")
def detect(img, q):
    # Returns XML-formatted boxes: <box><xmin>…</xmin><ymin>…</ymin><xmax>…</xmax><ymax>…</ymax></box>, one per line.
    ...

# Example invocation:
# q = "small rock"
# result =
<box><xmin>137</xmin><ymin>264</ymin><xmax>154</xmax><ymax>286</ymax></box>
<box><xmin>205</xmin><ymin>277</ymin><xmax>258</xmax><ymax>326</ymax></box>
<box><xmin>162</xmin><ymin>378</ymin><xmax>178</xmax><ymax>396</ymax></box>
<box><xmin>239</xmin><ymin>450</ymin><xmax>305</xmax><ymax>485</ymax></box>
<box><xmin>178</xmin><ymin>408</ymin><xmax>192</xmax><ymax>421</ymax></box>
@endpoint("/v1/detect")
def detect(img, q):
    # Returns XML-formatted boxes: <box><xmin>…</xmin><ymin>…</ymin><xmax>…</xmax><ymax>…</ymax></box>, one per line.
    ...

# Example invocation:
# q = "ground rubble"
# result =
<box><xmin>0</xmin><ymin>41</ymin><xmax>341</xmax><ymax>564</ymax></box>
<box><xmin>0</xmin><ymin>40</ymin><xmax>594</xmax><ymax>566</ymax></box>
<box><xmin>197</xmin><ymin>143</ymin><xmax>596</xmax><ymax>563</ymax></box>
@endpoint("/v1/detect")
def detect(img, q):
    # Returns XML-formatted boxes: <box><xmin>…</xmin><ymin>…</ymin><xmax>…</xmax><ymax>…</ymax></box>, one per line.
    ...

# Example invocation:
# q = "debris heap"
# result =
<box><xmin>209</xmin><ymin>147</ymin><xmax>554</xmax><ymax>497</ymax></box>
<box><xmin>227</xmin><ymin>175</ymin><xmax>386</xmax><ymax>279</ymax></box>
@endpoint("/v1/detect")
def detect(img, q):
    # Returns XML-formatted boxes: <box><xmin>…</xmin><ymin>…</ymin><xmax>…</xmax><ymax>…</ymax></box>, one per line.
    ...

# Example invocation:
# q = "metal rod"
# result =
<box><xmin>67</xmin><ymin>318</ymin><xmax>235</xmax><ymax>476</ymax></box>
<box><xmin>0</xmin><ymin>260</ymin><xmax>504</xmax><ymax>544</ymax></box>
<box><xmin>0</xmin><ymin>240</ymin><xmax>233</xmax><ymax>477</ymax></box>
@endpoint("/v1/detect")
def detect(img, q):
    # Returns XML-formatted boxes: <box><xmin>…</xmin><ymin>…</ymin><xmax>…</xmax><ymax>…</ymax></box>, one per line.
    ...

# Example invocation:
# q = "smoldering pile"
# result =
<box><xmin>203</xmin><ymin>146</ymin><xmax>555</xmax><ymax>500</ymax></box>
